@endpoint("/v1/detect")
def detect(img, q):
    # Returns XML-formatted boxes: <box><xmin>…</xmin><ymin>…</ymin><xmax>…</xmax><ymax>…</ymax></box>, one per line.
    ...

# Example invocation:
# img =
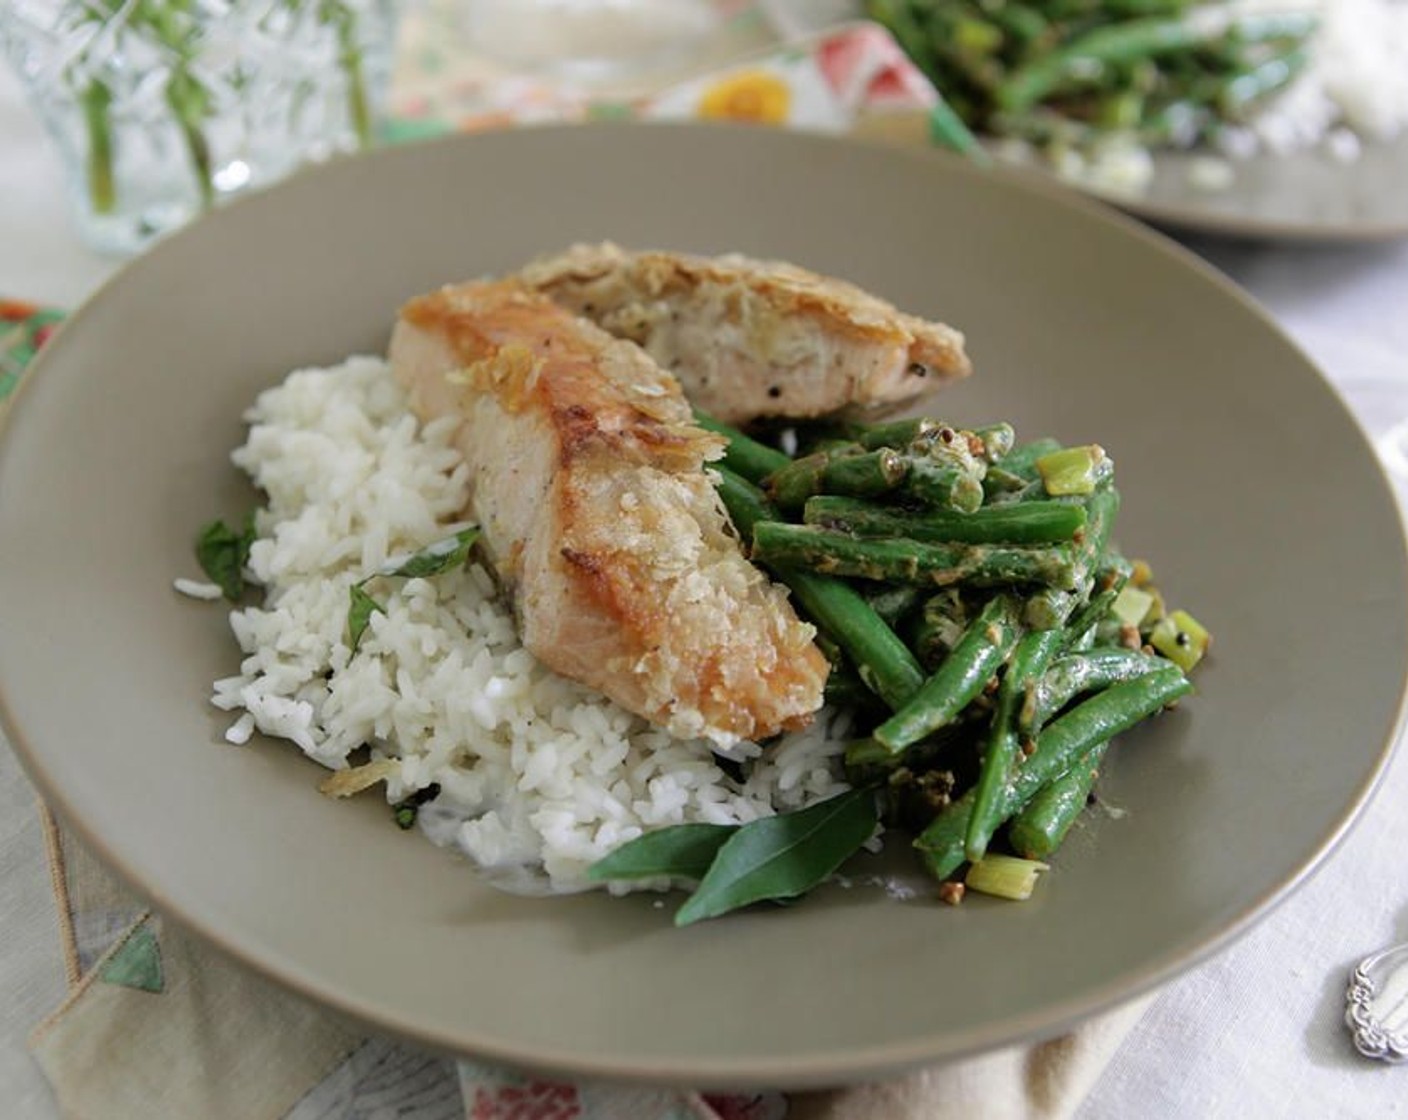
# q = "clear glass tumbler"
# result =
<box><xmin>1</xmin><ymin>0</ymin><xmax>400</xmax><ymax>255</ymax></box>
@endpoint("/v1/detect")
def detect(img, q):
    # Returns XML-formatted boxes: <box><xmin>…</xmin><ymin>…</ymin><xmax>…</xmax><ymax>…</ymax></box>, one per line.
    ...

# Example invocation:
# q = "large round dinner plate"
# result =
<box><xmin>1</xmin><ymin>124</ymin><xmax>1404</xmax><ymax>1089</ymax></box>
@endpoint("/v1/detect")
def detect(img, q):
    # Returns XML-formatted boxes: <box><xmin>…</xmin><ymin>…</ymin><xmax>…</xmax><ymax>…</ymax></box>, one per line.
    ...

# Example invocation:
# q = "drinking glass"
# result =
<box><xmin>1</xmin><ymin>0</ymin><xmax>401</xmax><ymax>255</ymax></box>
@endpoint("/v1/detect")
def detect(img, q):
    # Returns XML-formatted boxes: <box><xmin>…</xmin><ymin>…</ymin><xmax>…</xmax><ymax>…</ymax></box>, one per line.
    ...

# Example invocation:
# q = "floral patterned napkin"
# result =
<box><xmin>384</xmin><ymin>6</ymin><xmax>935</xmax><ymax>139</ymax></box>
<box><xmin>0</xmin><ymin>300</ymin><xmax>62</xmax><ymax>409</ymax></box>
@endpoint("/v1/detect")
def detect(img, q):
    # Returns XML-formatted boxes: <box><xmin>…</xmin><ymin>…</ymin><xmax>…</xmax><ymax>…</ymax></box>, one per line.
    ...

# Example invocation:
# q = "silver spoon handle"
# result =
<box><xmin>1346</xmin><ymin>944</ymin><xmax>1408</xmax><ymax>1063</ymax></box>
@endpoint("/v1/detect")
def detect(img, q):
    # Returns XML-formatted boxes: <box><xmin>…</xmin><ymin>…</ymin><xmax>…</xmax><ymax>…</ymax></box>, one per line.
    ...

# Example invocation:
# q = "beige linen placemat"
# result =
<box><xmin>28</xmin><ymin>808</ymin><xmax>1150</xmax><ymax>1120</ymax></box>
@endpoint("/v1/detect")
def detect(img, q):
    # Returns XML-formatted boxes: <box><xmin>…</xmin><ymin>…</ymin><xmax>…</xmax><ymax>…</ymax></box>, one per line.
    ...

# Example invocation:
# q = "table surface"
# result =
<box><xmin>3</xmin><ymin>56</ymin><xmax>1408</xmax><ymax>1119</ymax></box>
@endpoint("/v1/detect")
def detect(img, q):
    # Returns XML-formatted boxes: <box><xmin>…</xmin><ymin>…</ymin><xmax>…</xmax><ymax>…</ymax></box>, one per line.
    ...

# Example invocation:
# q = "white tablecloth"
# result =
<box><xmin>3</xmin><ymin>57</ymin><xmax>1406</xmax><ymax>1119</ymax></box>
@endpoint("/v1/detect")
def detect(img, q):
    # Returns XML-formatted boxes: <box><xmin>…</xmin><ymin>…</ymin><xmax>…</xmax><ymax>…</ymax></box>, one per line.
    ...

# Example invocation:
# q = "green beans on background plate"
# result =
<box><xmin>589</xmin><ymin>409</ymin><xmax>1209</xmax><ymax>920</ymax></box>
<box><xmin>864</xmin><ymin>0</ymin><xmax>1320</xmax><ymax>161</ymax></box>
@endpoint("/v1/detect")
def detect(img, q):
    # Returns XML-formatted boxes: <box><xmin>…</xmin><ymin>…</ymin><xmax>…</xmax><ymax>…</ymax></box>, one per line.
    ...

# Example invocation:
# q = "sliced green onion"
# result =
<box><xmin>1149</xmin><ymin>609</ymin><xmax>1210</xmax><ymax>671</ymax></box>
<box><xmin>965</xmin><ymin>854</ymin><xmax>1050</xmax><ymax>900</ymax></box>
<box><xmin>1036</xmin><ymin>445</ymin><xmax>1107</xmax><ymax>496</ymax></box>
<box><xmin>1111</xmin><ymin>585</ymin><xmax>1155</xmax><ymax>628</ymax></box>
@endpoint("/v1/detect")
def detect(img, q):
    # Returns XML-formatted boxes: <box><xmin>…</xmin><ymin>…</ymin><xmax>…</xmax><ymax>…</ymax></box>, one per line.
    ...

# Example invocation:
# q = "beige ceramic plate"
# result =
<box><xmin>858</xmin><ymin>113</ymin><xmax>1408</xmax><ymax>242</ymax></box>
<box><xmin>1091</xmin><ymin>137</ymin><xmax>1408</xmax><ymax>242</ymax></box>
<box><xmin>1</xmin><ymin>125</ymin><xmax>1405</xmax><ymax>1089</ymax></box>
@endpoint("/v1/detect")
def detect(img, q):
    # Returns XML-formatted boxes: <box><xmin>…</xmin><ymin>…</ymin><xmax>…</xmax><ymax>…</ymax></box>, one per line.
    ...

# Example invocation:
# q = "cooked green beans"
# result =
<box><xmin>916</xmin><ymin>666</ymin><xmax>1192</xmax><ymax>879</ymax></box>
<box><xmin>692</xmin><ymin>408</ymin><xmax>1208</xmax><ymax>904</ymax></box>
<box><xmin>785</xmin><ymin>572</ymin><xmax>926</xmax><ymax>712</ymax></box>
<box><xmin>751</xmin><ymin>522</ymin><xmax>1081</xmax><ymax>590</ymax></box>
<box><xmin>804</xmin><ymin>495</ymin><xmax>1088</xmax><ymax>545</ymax></box>
<box><xmin>765</xmin><ymin>447</ymin><xmax>908</xmax><ymax>510</ymax></box>
<box><xmin>692</xmin><ymin>411</ymin><xmax>788</xmax><ymax>483</ymax></box>
<box><xmin>966</xmin><ymin>626</ymin><xmax>1065</xmax><ymax>862</ymax></box>
<box><xmin>871</xmin><ymin>593</ymin><xmax>1023</xmax><ymax>756</ymax></box>
<box><xmin>865</xmin><ymin>0</ymin><xmax>1319</xmax><ymax>172</ymax></box>
<box><xmin>1021</xmin><ymin>648</ymin><xmax>1162</xmax><ymax>734</ymax></box>
<box><xmin>1008</xmin><ymin>740</ymin><xmax>1110</xmax><ymax>859</ymax></box>
<box><xmin>711</xmin><ymin>466</ymin><xmax>925</xmax><ymax>712</ymax></box>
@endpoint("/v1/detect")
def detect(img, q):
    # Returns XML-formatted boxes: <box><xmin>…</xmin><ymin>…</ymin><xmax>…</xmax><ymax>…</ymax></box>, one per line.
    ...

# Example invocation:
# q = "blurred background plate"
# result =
<box><xmin>0</xmin><ymin>125</ymin><xmax>1404</xmax><ymax>1088</ymax></box>
<box><xmin>1080</xmin><ymin>135</ymin><xmax>1408</xmax><ymax>242</ymax></box>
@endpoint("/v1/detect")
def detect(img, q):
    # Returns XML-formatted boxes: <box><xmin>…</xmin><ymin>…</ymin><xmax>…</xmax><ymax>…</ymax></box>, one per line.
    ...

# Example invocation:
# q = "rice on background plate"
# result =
<box><xmin>201</xmin><ymin>356</ymin><xmax>853</xmax><ymax>894</ymax></box>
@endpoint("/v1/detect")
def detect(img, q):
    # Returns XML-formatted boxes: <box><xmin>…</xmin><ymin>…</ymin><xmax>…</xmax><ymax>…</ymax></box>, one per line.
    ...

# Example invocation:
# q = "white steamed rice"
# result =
<box><xmin>206</xmin><ymin>355</ymin><xmax>853</xmax><ymax>894</ymax></box>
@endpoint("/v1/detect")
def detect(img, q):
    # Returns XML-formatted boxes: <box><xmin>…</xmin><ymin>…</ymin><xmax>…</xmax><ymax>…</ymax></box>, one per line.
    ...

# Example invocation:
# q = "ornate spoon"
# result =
<box><xmin>1346</xmin><ymin>942</ymin><xmax>1408</xmax><ymax>1063</ymax></box>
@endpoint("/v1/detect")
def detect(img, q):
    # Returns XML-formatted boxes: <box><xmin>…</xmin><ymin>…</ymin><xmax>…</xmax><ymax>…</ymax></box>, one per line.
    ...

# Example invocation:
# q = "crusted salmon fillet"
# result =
<box><xmin>519</xmin><ymin>242</ymin><xmax>972</xmax><ymax>427</ymax></box>
<box><xmin>388</xmin><ymin>279</ymin><xmax>828</xmax><ymax>746</ymax></box>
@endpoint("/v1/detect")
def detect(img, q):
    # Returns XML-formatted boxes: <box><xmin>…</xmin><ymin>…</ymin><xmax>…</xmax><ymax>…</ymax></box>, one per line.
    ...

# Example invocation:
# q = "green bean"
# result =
<box><xmin>785</xmin><ymin>571</ymin><xmax>926</xmax><ymax>711</ymax></box>
<box><xmin>813</xmin><ymin>631</ymin><xmax>867</xmax><ymax>708</ymax></box>
<box><xmin>1095</xmin><ymin>550</ymin><xmax>1134</xmax><ymax>594</ymax></box>
<box><xmin>711</xmin><ymin>469</ymin><xmax>925</xmax><ymax>711</ymax></box>
<box><xmin>823</xmin><ymin>659</ymin><xmax>874</xmax><ymax>709</ymax></box>
<box><xmin>762</xmin><ymin>445</ymin><xmax>859</xmax><ymax>509</ymax></box>
<box><xmin>1008</xmin><ymin>740</ymin><xmax>1109</xmax><ymax>859</ymax></box>
<box><xmin>965</xmin><ymin>626</ymin><xmax>1065</xmax><ymax>862</ymax></box>
<box><xmin>982</xmin><ymin>466</ymin><xmax>1031</xmax><ymax>501</ymax></box>
<box><xmin>1067</xmin><ymin>488</ymin><xmax>1119</xmax><ymax>593</ymax></box>
<box><xmin>871</xmin><ymin>594</ymin><xmax>1023</xmax><ymax>756</ymax></box>
<box><xmin>1021</xmin><ymin>648</ymin><xmax>1162</xmax><ymax>734</ymax></box>
<box><xmin>1058</xmin><ymin>487</ymin><xmax>1126</xmax><ymax>653</ymax></box>
<box><xmin>855</xmin><ymin>417</ymin><xmax>944</xmax><ymax>451</ymax></box>
<box><xmin>1137</xmin><ymin>97</ymin><xmax>1212</xmax><ymax>146</ymax></box>
<box><xmin>692</xmin><ymin>411</ymin><xmax>789</xmax><ymax>484</ymax></box>
<box><xmin>865</xmin><ymin>584</ymin><xmax>925</xmax><ymax>629</ymax></box>
<box><xmin>1024</xmin><ymin>587</ymin><xmax>1081</xmax><ymax>631</ymax></box>
<box><xmin>1218</xmin><ymin>46</ymin><xmax>1308</xmax><ymax>120</ymax></box>
<box><xmin>1104</xmin><ymin>0</ymin><xmax>1195</xmax><ymax>15</ymax></box>
<box><xmin>751</xmin><ymin>522</ymin><xmax>1081</xmax><ymax>590</ymax></box>
<box><xmin>713</xmin><ymin>465</ymin><xmax>775</xmax><ymax>542</ymax></box>
<box><xmin>1063</xmin><ymin>586</ymin><xmax>1118</xmax><ymax>651</ymax></box>
<box><xmin>821</xmin><ymin>448</ymin><xmax>910</xmax><ymax>499</ymax></box>
<box><xmin>916</xmin><ymin>665</ymin><xmax>1191</xmax><ymax>879</ymax></box>
<box><xmin>997</xmin><ymin>12</ymin><xmax>1317</xmax><ymax>113</ymax></box>
<box><xmin>910</xmin><ymin>589</ymin><xmax>969</xmax><ymax>669</ymax></box>
<box><xmin>901</xmin><ymin>457</ymin><xmax>985</xmax><ymax>512</ymax></box>
<box><xmin>911</xmin><ymin>590</ymin><xmax>967</xmax><ymax>668</ymax></box>
<box><xmin>997</xmin><ymin>437</ymin><xmax>1062</xmax><ymax>480</ymax></box>
<box><xmin>971</xmin><ymin>422</ymin><xmax>1016</xmax><ymax>462</ymax></box>
<box><xmin>804</xmin><ymin>494</ymin><xmax>1088</xmax><ymax>545</ymax></box>
<box><xmin>987</xmin><ymin>1</ymin><xmax>1050</xmax><ymax>47</ymax></box>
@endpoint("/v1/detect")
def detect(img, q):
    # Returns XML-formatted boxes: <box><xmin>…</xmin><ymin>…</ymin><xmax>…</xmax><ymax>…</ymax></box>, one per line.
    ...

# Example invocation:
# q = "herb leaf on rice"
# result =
<box><xmin>346</xmin><ymin>527</ymin><xmax>480</xmax><ymax>653</ymax></box>
<box><xmin>378</xmin><ymin>526</ymin><xmax>481</xmax><ymax>580</ymax></box>
<box><xmin>346</xmin><ymin>584</ymin><xmax>384</xmax><ymax>653</ymax></box>
<box><xmin>195</xmin><ymin>512</ymin><xmax>257</xmax><ymax>601</ymax></box>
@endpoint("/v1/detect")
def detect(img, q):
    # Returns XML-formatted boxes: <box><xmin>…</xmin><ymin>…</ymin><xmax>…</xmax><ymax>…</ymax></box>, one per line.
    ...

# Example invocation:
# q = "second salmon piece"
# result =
<box><xmin>388</xmin><ymin>280</ymin><xmax>829</xmax><ymax>747</ymax></box>
<box><xmin>520</xmin><ymin>242</ymin><xmax>972</xmax><ymax>427</ymax></box>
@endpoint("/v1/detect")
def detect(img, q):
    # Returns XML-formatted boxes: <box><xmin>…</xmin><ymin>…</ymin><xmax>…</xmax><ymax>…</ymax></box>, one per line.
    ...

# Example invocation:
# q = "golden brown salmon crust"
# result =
<box><xmin>519</xmin><ymin>242</ymin><xmax>972</xmax><ymax>427</ymax></box>
<box><xmin>389</xmin><ymin>279</ymin><xmax>829</xmax><ymax>746</ymax></box>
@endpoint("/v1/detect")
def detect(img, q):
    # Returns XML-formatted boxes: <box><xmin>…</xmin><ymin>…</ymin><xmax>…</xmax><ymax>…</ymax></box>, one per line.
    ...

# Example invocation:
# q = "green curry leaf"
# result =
<box><xmin>674</xmin><ymin>787</ymin><xmax>878</xmax><ymax>927</ymax></box>
<box><xmin>586</xmin><ymin>823</ymin><xmax>738</xmax><ymax>884</ymax></box>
